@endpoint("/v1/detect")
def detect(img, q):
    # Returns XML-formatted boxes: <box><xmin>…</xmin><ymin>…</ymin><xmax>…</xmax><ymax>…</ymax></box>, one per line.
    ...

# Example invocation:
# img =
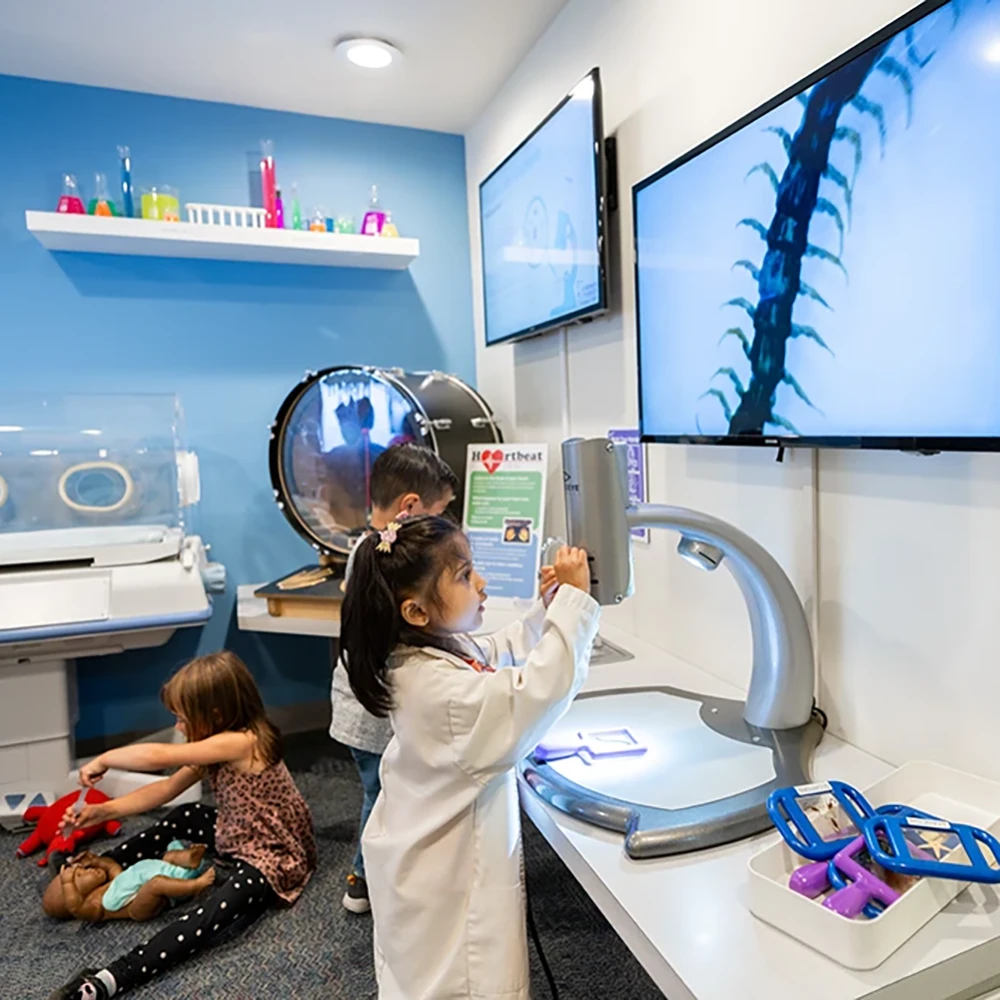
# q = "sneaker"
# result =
<box><xmin>342</xmin><ymin>872</ymin><xmax>371</xmax><ymax>914</ymax></box>
<box><xmin>47</xmin><ymin>970</ymin><xmax>108</xmax><ymax>1000</ymax></box>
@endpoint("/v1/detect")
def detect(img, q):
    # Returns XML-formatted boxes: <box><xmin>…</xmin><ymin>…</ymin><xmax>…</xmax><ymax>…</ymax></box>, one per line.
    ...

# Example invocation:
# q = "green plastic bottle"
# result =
<box><xmin>290</xmin><ymin>183</ymin><xmax>303</xmax><ymax>230</ymax></box>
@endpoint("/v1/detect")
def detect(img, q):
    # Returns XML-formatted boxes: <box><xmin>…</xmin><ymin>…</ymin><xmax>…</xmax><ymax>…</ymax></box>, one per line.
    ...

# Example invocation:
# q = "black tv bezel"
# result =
<box><xmin>480</xmin><ymin>66</ymin><xmax>609</xmax><ymax>348</ymax></box>
<box><xmin>633</xmin><ymin>0</ymin><xmax>1000</xmax><ymax>454</ymax></box>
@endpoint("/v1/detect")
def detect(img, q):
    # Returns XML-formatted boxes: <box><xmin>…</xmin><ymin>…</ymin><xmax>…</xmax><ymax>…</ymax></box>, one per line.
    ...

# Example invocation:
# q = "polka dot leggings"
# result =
<box><xmin>100</xmin><ymin>803</ymin><xmax>275</xmax><ymax>993</ymax></box>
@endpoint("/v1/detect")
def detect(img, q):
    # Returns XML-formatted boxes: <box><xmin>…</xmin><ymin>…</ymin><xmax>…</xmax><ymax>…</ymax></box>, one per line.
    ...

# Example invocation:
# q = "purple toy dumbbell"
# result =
<box><xmin>789</xmin><ymin>860</ymin><xmax>831</xmax><ymax>899</ymax></box>
<box><xmin>823</xmin><ymin>836</ymin><xmax>901</xmax><ymax>919</ymax></box>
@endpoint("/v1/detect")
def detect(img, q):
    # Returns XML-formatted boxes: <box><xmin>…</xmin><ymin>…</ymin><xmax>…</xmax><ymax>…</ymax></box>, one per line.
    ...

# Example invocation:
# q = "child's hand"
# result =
<box><xmin>553</xmin><ymin>546</ymin><xmax>591</xmax><ymax>594</ymax></box>
<box><xmin>64</xmin><ymin>800</ymin><xmax>114</xmax><ymax>830</ymax></box>
<box><xmin>78</xmin><ymin>757</ymin><xmax>108</xmax><ymax>788</ymax></box>
<box><xmin>539</xmin><ymin>566</ymin><xmax>559</xmax><ymax>607</ymax></box>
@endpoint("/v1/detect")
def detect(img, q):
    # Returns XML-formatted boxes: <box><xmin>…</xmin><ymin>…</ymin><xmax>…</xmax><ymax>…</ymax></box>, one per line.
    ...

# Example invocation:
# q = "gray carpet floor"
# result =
<box><xmin>4</xmin><ymin>737</ymin><xmax>664</xmax><ymax>1000</ymax></box>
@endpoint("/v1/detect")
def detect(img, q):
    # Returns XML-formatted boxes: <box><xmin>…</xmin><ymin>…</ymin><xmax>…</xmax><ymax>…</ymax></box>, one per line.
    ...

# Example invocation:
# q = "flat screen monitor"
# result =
<box><xmin>481</xmin><ymin>68</ymin><xmax>607</xmax><ymax>346</ymax></box>
<box><xmin>635</xmin><ymin>0</ymin><xmax>1000</xmax><ymax>451</ymax></box>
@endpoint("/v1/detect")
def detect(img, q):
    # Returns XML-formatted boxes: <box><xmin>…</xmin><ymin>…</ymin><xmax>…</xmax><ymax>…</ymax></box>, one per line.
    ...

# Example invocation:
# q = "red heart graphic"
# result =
<box><xmin>481</xmin><ymin>450</ymin><xmax>503</xmax><ymax>474</ymax></box>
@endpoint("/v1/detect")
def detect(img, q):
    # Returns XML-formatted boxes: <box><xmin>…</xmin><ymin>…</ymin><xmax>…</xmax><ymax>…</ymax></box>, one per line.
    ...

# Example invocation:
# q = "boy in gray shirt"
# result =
<box><xmin>331</xmin><ymin>443</ymin><xmax>458</xmax><ymax>912</ymax></box>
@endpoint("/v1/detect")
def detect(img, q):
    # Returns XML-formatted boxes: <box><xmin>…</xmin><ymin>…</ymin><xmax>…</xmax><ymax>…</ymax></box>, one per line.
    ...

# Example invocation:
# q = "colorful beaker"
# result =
<box><xmin>361</xmin><ymin>184</ymin><xmax>385</xmax><ymax>236</ymax></box>
<box><xmin>260</xmin><ymin>140</ymin><xmax>277</xmax><ymax>228</ymax></box>
<box><xmin>57</xmin><ymin>174</ymin><xmax>86</xmax><ymax>214</ymax></box>
<box><xmin>118</xmin><ymin>146</ymin><xmax>135</xmax><ymax>218</ymax></box>
<box><xmin>380</xmin><ymin>211</ymin><xmax>399</xmax><ymax>238</ymax></box>
<box><xmin>141</xmin><ymin>185</ymin><xmax>180</xmax><ymax>222</ymax></box>
<box><xmin>88</xmin><ymin>172</ymin><xmax>117</xmax><ymax>216</ymax></box>
<box><xmin>309</xmin><ymin>208</ymin><xmax>327</xmax><ymax>233</ymax></box>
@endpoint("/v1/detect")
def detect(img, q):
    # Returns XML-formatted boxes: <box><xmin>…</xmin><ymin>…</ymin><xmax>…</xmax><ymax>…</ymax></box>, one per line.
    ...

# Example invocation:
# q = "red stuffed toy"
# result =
<box><xmin>16</xmin><ymin>789</ymin><xmax>122</xmax><ymax>866</ymax></box>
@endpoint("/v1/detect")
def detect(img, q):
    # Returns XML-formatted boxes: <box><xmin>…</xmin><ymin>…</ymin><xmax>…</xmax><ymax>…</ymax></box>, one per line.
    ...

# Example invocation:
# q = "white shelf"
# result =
<box><xmin>25</xmin><ymin>211</ymin><xmax>419</xmax><ymax>270</ymax></box>
<box><xmin>236</xmin><ymin>583</ymin><xmax>339</xmax><ymax>639</ymax></box>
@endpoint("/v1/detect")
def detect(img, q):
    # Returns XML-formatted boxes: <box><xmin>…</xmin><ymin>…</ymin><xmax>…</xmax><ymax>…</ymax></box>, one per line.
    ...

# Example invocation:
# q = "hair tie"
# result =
<box><xmin>376</xmin><ymin>521</ymin><xmax>401</xmax><ymax>553</ymax></box>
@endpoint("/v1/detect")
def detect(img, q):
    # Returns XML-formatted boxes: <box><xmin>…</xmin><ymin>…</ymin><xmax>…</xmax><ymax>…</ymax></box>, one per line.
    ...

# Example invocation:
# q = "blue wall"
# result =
<box><xmin>0</xmin><ymin>74</ymin><xmax>475</xmax><ymax>741</ymax></box>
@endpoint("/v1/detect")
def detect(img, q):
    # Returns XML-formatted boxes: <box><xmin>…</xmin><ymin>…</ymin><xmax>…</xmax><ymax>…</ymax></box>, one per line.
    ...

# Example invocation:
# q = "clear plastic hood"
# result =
<box><xmin>0</xmin><ymin>393</ymin><xmax>196</xmax><ymax>538</ymax></box>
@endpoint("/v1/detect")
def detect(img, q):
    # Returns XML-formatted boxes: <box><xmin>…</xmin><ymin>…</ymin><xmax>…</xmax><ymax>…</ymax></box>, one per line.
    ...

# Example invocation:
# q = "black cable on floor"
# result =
<box><xmin>526</xmin><ymin>878</ymin><xmax>560</xmax><ymax>1000</ymax></box>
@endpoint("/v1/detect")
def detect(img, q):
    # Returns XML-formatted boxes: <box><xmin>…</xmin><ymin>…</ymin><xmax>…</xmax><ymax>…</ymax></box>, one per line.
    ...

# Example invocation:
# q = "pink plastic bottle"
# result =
<box><xmin>260</xmin><ymin>140</ymin><xmax>277</xmax><ymax>228</ymax></box>
<box><xmin>57</xmin><ymin>174</ymin><xmax>86</xmax><ymax>214</ymax></box>
<box><xmin>361</xmin><ymin>184</ymin><xmax>386</xmax><ymax>236</ymax></box>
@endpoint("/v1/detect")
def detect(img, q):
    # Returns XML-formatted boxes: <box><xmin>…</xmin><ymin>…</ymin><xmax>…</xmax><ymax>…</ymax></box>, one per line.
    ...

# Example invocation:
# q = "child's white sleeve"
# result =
<box><xmin>447</xmin><ymin>586</ymin><xmax>600</xmax><ymax>783</ymax></box>
<box><xmin>476</xmin><ymin>601</ymin><xmax>549</xmax><ymax>668</ymax></box>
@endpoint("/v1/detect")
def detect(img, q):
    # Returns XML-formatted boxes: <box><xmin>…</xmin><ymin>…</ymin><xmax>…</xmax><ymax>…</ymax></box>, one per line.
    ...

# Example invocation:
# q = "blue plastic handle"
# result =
<box><xmin>875</xmin><ymin>804</ymin><xmax>943</xmax><ymax>823</ymax></box>
<box><xmin>767</xmin><ymin>781</ymin><xmax>875</xmax><ymax>861</ymax></box>
<box><xmin>864</xmin><ymin>816</ymin><xmax>1000</xmax><ymax>884</ymax></box>
<box><xmin>876</xmin><ymin>803</ymin><xmax>921</xmax><ymax>816</ymax></box>
<box><xmin>832</xmin><ymin>804</ymin><xmax>943</xmax><ymax>917</ymax></box>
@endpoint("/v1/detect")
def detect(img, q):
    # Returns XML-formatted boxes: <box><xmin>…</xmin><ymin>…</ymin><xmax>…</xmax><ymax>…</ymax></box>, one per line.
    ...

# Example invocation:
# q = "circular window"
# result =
<box><xmin>58</xmin><ymin>461</ymin><xmax>135</xmax><ymax>513</ymax></box>
<box><xmin>271</xmin><ymin>368</ymin><xmax>423</xmax><ymax>555</ymax></box>
<box><xmin>268</xmin><ymin>366</ymin><xmax>502</xmax><ymax>557</ymax></box>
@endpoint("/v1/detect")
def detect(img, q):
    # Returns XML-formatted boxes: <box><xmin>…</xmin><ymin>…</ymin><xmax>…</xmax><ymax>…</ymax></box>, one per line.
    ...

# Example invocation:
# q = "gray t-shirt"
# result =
<box><xmin>329</xmin><ymin>532</ymin><xmax>394</xmax><ymax>755</ymax></box>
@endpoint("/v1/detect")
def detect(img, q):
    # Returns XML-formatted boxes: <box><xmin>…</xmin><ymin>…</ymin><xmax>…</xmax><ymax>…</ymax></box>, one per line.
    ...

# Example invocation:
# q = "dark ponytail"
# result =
<box><xmin>341</xmin><ymin>515</ymin><xmax>466</xmax><ymax>717</ymax></box>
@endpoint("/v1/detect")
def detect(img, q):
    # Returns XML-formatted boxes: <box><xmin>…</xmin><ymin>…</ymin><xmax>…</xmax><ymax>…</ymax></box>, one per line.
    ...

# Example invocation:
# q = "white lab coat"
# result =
<box><xmin>362</xmin><ymin>584</ymin><xmax>600</xmax><ymax>999</ymax></box>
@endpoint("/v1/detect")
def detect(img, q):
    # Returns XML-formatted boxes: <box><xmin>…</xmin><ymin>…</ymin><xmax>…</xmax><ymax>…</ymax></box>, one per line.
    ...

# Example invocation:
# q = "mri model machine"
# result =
<box><xmin>0</xmin><ymin>394</ymin><xmax>224</xmax><ymax>824</ymax></box>
<box><xmin>268</xmin><ymin>365</ymin><xmax>503</xmax><ymax>565</ymax></box>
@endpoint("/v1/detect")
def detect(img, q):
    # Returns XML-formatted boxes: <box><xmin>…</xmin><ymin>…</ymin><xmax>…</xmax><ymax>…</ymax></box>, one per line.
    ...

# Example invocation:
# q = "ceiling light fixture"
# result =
<box><xmin>336</xmin><ymin>36</ymin><xmax>400</xmax><ymax>70</ymax></box>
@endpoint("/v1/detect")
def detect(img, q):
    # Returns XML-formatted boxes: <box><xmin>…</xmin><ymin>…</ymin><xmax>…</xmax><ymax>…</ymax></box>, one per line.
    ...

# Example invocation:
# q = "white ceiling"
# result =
<box><xmin>0</xmin><ymin>0</ymin><xmax>568</xmax><ymax>133</ymax></box>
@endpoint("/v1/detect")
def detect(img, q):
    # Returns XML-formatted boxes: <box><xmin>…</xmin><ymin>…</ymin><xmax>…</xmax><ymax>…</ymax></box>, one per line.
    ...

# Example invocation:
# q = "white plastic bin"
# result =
<box><xmin>748</xmin><ymin>761</ymin><xmax>1000</xmax><ymax>969</ymax></box>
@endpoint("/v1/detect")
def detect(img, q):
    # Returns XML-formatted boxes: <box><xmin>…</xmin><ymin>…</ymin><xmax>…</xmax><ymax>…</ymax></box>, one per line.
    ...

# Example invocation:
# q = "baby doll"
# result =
<box><xmin>43</xmin><ymin>842</ymin><xmax>215</xmax><ymax>923</ymax></box>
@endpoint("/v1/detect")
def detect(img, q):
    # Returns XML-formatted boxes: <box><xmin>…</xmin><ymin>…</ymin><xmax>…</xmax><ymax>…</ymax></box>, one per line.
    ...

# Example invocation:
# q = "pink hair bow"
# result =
<box><xmin>376</xmin><ymin>521</ymin><xmax>401</xmax><ymax>553</ymax></box>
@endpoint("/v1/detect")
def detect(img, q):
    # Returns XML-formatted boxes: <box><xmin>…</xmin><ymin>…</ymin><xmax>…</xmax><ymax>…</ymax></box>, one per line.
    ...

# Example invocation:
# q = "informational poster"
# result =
<box><xmin>462</xmin><ymin>444</ymin><xmax>548</xmax><ymax>607</ymax></box>
<box><xmin>608</xmin><ymin>429</ymin><xmax>648</xmax><ymax>542</ymax></box>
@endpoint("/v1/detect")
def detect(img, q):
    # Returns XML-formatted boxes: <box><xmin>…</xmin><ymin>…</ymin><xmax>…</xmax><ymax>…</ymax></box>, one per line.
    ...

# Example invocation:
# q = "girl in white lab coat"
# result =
<box><xmin>341</xmin><ymin>515</ymin><xmax>600</xmax><ymax>999</ymax></box>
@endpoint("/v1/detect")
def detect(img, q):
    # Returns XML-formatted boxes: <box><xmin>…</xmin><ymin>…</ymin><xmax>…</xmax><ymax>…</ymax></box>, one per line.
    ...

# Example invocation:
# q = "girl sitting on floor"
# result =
<box><xmin>340</xmin><ymin>515</ymin><xmax>599</xmax><ymax>999</ymax></box>
<box><xmin>48</xmin><ymin>651</ymin><xmax>316</xmax><ymax>1000</ymax></box>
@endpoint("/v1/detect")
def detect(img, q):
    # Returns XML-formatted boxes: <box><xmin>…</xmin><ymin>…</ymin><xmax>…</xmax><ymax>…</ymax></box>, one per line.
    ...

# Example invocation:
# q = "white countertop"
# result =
<box><xmin>519</xmin><ymin>618</ymin><xmax>1000</xmax><ymax>1000</ymax></box>
<box><xmin>236</xmin><ymin>588</ymin><xmax>529</xmax><ymax>641</ymax></box>
<box><xmin>236</xmin><ymin>582</ymin><xmax>339</xmax><ymax>638</ymax></box>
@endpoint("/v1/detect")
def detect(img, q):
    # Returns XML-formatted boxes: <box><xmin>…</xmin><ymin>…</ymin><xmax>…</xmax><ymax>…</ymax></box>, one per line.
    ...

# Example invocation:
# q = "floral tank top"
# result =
<box><xmin>209</xmin><ymin>760</ymin><xmax>317</xmax><ymax>905</ymax></box>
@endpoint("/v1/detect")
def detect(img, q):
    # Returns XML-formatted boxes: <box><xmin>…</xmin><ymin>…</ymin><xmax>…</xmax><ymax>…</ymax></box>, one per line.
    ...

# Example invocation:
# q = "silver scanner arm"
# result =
<box><xmin>560</xmin><ymin>436</ymin><xmax>814</xmax><ymax>730</ymax></box>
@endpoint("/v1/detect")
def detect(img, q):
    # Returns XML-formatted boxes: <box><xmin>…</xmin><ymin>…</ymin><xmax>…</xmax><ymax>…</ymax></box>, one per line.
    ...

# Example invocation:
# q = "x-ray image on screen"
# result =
<box><xmin>636</xmin><ymin>0</ymin><xmax>1000</xmax><ymax>448</ymax></box>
